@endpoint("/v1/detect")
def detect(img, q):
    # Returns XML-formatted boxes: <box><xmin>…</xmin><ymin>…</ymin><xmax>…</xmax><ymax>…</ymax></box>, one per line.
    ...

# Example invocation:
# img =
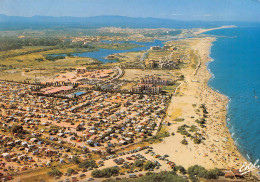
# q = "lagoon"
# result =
<box><xmin>53</xmin><ymin>40</ymin><xmax>164</xmax><ymax>63</ymax></box>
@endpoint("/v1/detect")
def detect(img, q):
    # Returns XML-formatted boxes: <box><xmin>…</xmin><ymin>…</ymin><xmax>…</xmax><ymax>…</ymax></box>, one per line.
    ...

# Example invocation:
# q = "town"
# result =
<box><xmin>0</xmin><ymin>28</ymin><xmax>258</xmax><ymax>182</ymax></box>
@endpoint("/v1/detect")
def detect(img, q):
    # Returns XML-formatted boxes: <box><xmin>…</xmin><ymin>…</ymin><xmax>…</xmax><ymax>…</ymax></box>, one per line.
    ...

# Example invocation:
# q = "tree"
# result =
<box><xmin>92</xmin><ymin>167</ymin><xmax>119</xmax><ymax>178</ymax></box>
<box><xmin>48</xmin><ymin>168</ymin><xmax>63</xmax><ymax>177</ymax></box>
<box><xmin>78</xmin><ymin>160</ymin><xmax>97</xmax><ymax>169</ymax></box>
<box><xmin>11</xmin><ymin>125</ymin><xmax>24</xmax><ymax>134</ymax></box>
<box><xmin>67</xmin><ymin>168</ymin><xmax>75</xmax><ymax>175</ymax></box>
<box><xmin>71</xmin><ymin>156</ymin><xmax>80</xmax><ymax>164</ymax></box>
<box><xmin>134</xmin><ymin>160</ymin><xmax>144</xmax><ymax>167</ymax></box>
<box><xmin>189</xmin><ymin>175</ymin><xmax>198</xmax><ymax>182</ymax></box>
<box><xmin>205</xmin><ymin>168</ymin><xmax>224</xmax><ymax>179</ymax></box>
<box><xmin>187</xmin><ymin>165</ymin><xmax>222</xmax><ymax>179</ymax></box>
<box><xmin>76</xmin><ymin>124</ymin><xmax>84</xmax><ymax>131</ymax></box>
<box><xmin>144</xmin><ymin>161</ymin><xmax>156</xmax><ymax>170</ymax></box>
<box><xmin>122</xmin><ymin>171</ymin><xmax>188</xmax><ymax>182</ymax></box>
<box><xmin>106</xmin><ymin>147</ymin><xmax>114</xmax><ymax>154</ymax></box>
<box><xmin>187</xmin><ymin>165</ymin><xmax>207</xmax><ymax>178</ymax></box>
<box><xmin>174</xmin><ymin>165</ymin><xmax>186</xmax><ymax>174</ymax></box>
<box><xmin>181</xmin><ymin>139</ymin><xmax>188</xmax><ymax>145</ymax></box>
<box><xmin>193</xmin><ymin>138</ymin><xmax>201</xmax><ymax>144</ymax></box>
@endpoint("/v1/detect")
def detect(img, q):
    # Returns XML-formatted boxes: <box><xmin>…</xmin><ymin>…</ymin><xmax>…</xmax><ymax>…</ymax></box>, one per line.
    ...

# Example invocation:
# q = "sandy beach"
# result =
<box><xmin>150</xmin><ymin>37</ymin><xmax>247</xmax><ymax>170</ymax></box>
<box><xmin>193</xmin><ymin>25</ymin><xmax>237</xmax><ymax>35</ymax></box>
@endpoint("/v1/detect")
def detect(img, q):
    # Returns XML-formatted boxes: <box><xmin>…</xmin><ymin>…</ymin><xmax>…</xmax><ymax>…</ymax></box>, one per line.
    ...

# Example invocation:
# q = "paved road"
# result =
<box><xmin>102</xmin><ymin>66</ymin><xmax>123</xmax><ymax>85</ymax></box>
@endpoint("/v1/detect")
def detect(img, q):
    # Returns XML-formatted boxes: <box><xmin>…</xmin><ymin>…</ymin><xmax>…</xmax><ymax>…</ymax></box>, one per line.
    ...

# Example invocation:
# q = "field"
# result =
<box><xmin>0</xmin><ymin>56</ymin><xmax>99</xmax><ymax>82</ymax></box>
<box><xmin>93</xmin><ymin>43</ymin><xmax>143</xmax><ymax>50</ymax></box>
<box><xmin>119</xmin><ymin>69</ymin><xmax>177</xmax><ymax>82</ymax></box>
<box><xmin>0</xmin><ymin>46</ymin><xmax>102</xmax><ymax>82</ymax></box>
<box><xmin>148</xmin><ymin>50</ymin><xmax>172</xmax><ymax>60</ymax></box>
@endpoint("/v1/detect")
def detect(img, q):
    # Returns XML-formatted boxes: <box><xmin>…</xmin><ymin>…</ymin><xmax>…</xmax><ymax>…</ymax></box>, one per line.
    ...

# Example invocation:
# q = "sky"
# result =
<box><xmin>0</xmin><ymin>0</ymin><xmax>260</xmax><ymax>22</ymax></box>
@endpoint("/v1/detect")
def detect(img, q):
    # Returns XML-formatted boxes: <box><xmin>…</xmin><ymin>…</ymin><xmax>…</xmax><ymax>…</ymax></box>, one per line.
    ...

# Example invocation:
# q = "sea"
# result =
<box><xmin>204</xmin><ymin>26</ymin><xmax>260</xmax><ymax>163</ymax></box>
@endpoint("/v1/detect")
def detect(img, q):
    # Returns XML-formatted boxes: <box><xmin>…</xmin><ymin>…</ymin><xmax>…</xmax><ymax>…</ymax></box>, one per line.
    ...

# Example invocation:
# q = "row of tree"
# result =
<box><xmin>0</xmin><ymin>36</ymin><xmax>96</xmax><ymax>52</ymax></box>
<box><xmin>92</xmin><ymin>167</ymin><xmax>120</xmax><ymax>178</ymax></box>
<box><xmin>45</xmin><ymin>55</ymin><xmax>65</xmax><ymax>61</ymax></box>
<box><xmin>0</xmin><ymin>37</ymin><xmax>62</xmax><ymax>51</ymax></box>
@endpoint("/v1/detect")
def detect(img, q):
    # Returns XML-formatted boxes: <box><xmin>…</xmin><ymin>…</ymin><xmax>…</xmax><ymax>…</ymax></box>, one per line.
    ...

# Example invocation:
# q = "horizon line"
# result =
<box><xmin>1</xmin><ymin>14</ymin><xmax>260</xmax><ymax>23</ymax></box>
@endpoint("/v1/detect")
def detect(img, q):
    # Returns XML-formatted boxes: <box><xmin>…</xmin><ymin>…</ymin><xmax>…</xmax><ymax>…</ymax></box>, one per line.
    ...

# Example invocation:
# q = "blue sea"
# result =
<box><xmin>205</xmin><ymin>26</ymin><xmax>260</xmax><ymax>163</ymax></box>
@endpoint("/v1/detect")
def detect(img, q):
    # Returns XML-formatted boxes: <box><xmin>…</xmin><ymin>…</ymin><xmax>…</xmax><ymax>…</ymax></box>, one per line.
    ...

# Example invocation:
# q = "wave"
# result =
<box><xmin>205</xmin><ymin>27</ymin><xmax>260</xmax><ymax>164</ymax></box>
<box><xmin>246</xmin><ymin>153</ymin><xmax>251</xmax><ymax>161</ymax></box>
<box><xmin>205</xmin><ymin>41</ymin><xmax>251</xmax><ymax>162</ymax></box>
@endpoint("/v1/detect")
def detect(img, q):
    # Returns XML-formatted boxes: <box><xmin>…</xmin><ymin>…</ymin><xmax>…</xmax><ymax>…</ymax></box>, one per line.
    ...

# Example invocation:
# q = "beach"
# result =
<box><xmin>150</xmin><ymin>37</ymin><xmax>247</xmax><ymax>170</ymax></box>
<box><xmin>193</xmin><ymin>25</ymin><xmax>237</xmax><ymax>35</ymax></box>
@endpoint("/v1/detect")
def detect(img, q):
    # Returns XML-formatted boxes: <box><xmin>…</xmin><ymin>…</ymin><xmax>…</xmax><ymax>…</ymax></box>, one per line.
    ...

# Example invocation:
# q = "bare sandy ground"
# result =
<box><xmin>194</xmin><ymin>25</ymin><xmax>237</xmax><ymax>35</ymax></box>
<box><xmin>150</xmin><ymin>37</ymin><xmax>246</xmax><ymax>170</ymax></box>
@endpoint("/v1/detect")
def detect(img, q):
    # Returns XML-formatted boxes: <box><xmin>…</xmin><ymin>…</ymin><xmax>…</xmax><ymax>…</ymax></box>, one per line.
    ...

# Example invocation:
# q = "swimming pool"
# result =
<box><xmin>73</xmin><ymin>91</ymin><xmax>86</xmax><ymax>96</ymax></box>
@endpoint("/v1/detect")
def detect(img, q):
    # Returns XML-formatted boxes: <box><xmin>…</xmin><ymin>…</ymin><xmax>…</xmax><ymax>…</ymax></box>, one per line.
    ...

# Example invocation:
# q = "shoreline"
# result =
<box><xmin>206</xmin><ymin>38</ymin><xmax>260</xmax><ymax>177</ymax></box>
<box><xmin>205</xmin><ymin>38</ymin><xmax>249</xmax><ymax>164</ymax></box>
<box><xmin>193</xmin><ymin>25</ymin><xmax>237</xmax><ymax>35</ymax></box>
<box><xmin>192</xmin><ymin>36</ymin><xmax>248</xmax><ymax>167</ymax></box>
<box><xmin>150</xmin><ymin>36</ymin><xmax>248</xmax><ymax>170</ymax></box>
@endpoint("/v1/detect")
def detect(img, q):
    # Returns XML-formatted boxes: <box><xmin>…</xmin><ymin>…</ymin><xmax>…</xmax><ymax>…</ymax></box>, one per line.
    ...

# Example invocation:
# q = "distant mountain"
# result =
<box><xmin>0</xmin><ymin>14</ymin><xmax>258</xmax><ymax>30</ymax></box>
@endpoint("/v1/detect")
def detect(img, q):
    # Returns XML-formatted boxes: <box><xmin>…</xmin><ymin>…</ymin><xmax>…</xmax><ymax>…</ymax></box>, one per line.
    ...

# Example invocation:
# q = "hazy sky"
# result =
<box><xmin>0</xmin><ymin>0</ymin><xmax>260</xmax><ymax>22</ymax></box>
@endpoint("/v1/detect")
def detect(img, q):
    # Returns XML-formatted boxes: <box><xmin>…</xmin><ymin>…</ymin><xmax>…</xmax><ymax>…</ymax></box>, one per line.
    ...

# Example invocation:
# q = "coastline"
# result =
<box><xmin>205</xmin><ymin>37</ymin><xmax>260</xmax><ymax>177</ymax></box>
<box><xmin>193</xmin><ymin>25</ymin><xmax>237</xmax><ymax>35</ymax></box>
<box><xmin>150</xmin><ymin>36</ymin><xmax>248</xmax><ymax>170</ymax></box>
<box><xmin>188</xmin><ymin>36</ymin><xmax>248</xmax><ymax>168</ymax></box>
<box><xmin>204</xmin><ymin>37</ymin><xmax>249</xmax><ymax>165</ymax></box>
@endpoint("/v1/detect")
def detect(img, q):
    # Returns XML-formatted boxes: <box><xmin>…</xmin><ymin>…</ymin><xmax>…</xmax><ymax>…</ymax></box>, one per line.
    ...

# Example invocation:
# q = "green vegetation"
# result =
<box><xmin>45</xmin><ymin>55</ymin><xmax>65</xmax><ymax>61</ymax></box>
<box><xmin>0</xmin><ymin>37</ymin><xmax>22</xmax><ymax>51</ymax></box>
<box><xmin>162</xmin><ymin>83</ymin><xmax>179</xmax><ymax>94</ymax></box>
<box><xmin>91</xmin><ymin>167</ymin><xmax>120</xmax><ymax>178</ymax></box>
<box><xmin>143</xmin><ymin>161</ymin><xmax>156</xmax><ymax>170</ymax></box>
<box><xmin>146</xmin><ymin>125</ymin><xmax>170</xmax><ymax>143</ymax></box>
<box><xmin>11</xmin><ymin>125</ymin><xmax>28</xmax><ymax>138</ymax></box>
<box><xmin>35</xmin><ymin>58</ymin><xmax>44</xmax><ymax>62</ymax></box>
<box><xmin>193</xmin><ymin>137</ymin><xmax>201</xmax><ymax>144</ymax></box>
<box><xmin>134</xmin><ymin>160</ymin><xmax>145</xmax><ymax>167</ymax></box>
<box><xmin>189</xmin><ymin>125</ymin><xmax>198</xmax><ymax>132</ymax></box>
<box><xmin>78</xmin><ymin>160</ymin><xmax>97</xmax><ymax>169</ymax></box>
<box><xmin>94</xmin><ymin>43</ymin><xmax>142</xmax><ymax>50</ymax></box>
<box><xmin>177</xmin><ymin>124</ymin><xmax>191</xmax><ymax>137</ymax></box>
<box><xmin>195</xmin><ymin>118</ymin><xmax>206</xmax><ymax>127</ymax></box>
<box><xmin>174</xmin><ymin>118</ymin><xmax>185</xmax><ymax>122</ymax></box>
<box><xmin>178</xmin><ymin>124</ymin><xmax>203</xmax><ymax>144</ymax></box>
<box><xmin>179</xmin><ymin>75</ymin><xmax>185</xmax><ymax>80</ymax></box>
<box><xmin>181</xmin><ymin>139</ymin><xmax>188</xmax><ymax>145</ymax></box>
<box><xmin>190</xmin><ymin>50</ymin><xmax>198</xmax><ymax>69</ymax></box>
<box><xmin>47</xmin><ymin>168</ymin><xmax>63</xmax><ymax>177</ymax></box>
<box><xmin>0</xmin><ymin>37</ymin><xmax>61</xmax><ymax>52</ymax></box>
<box><xmin>71</xmin><ymin>156</ymin><xmax>81</xmax><ymax>164</ymax></box>
<box><xmin>105</xmin><ymin>171</ymin><xmax>188</xmax><ymax>182</ymax></box>
<box><xmin>11</xmin><ymin>125</ymin><xmax>24</xmax><ymax>133</ymax></box>
<box><xmin>144</xmin><ymin>30</ymin><xmax>182</xmax><ymax>37</ymax></box>
<box><xmin>173</xmin><ymin>165</ymin><xmax>186</xmax><ymax>174</ymax></box>
<box><xmin>187</xmin><ymin>165</ymin><xmax>223</xmax><ymax>181</ymax></box>
<box><xmin>67</xmin><ymin>168</ymin><xmax>75</xmax><ymax>175</ymax></box>
<box><xmin>0</xmin><ymin>46</ymin><xmax>56</xmax><ymax>59</ymax></box>
<box><xmin>200</xmin><ymin>104</ymin><xmax>208</xmax><ymax>114</ymax></box>
<box><xmin>0</xmin><ymin>36</ymin><xmax>95</xmax><ymax>52</ymax></box>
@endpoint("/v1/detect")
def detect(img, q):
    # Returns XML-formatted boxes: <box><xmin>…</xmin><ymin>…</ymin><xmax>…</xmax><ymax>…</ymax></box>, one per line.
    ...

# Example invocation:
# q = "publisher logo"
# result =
<box><xmin>239</xmin><ymin>159</ymin><xmax>260</xmax><ymax>175</ymax></box>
